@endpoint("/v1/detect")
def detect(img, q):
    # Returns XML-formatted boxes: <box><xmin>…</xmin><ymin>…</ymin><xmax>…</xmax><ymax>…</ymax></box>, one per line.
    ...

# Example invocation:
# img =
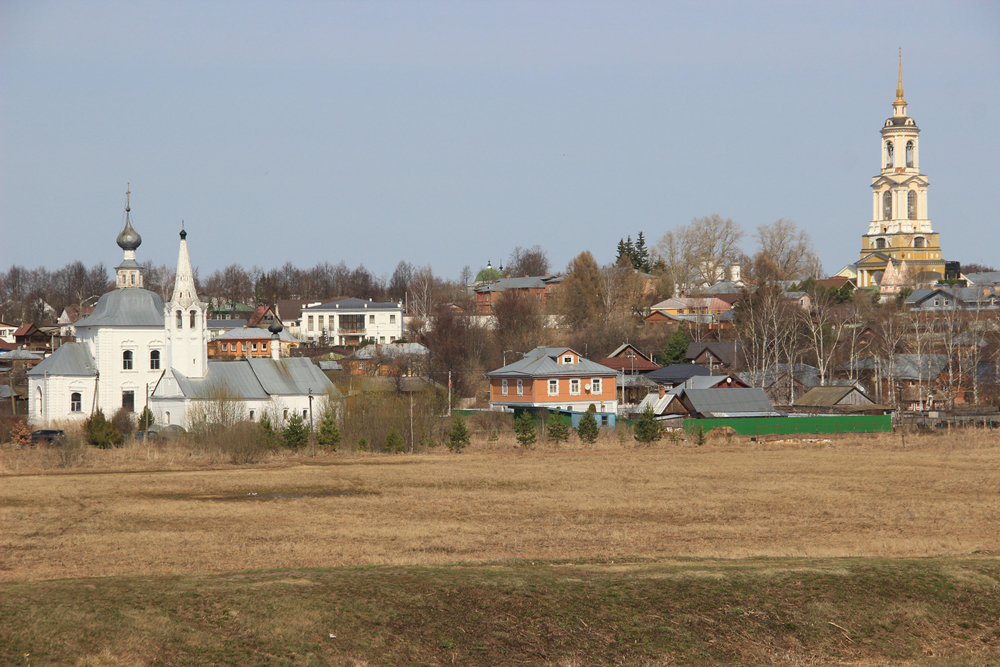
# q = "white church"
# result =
<box><xmin>28</xmin><ymin>196</ymin><xmax>338</xmax><ymax>429</ymax></box>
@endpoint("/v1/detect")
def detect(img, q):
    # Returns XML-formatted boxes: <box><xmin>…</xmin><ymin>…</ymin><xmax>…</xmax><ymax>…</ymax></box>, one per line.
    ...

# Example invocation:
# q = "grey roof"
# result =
<box><xmin>645</xmin><ymin>363</ymin><xmax>715</xmax><ymax>385</ymax></box>
<box><xmin>686</xmin><ymin>342</ymin><xmax>737</xmax><ymax>366</ymax></box>
<box><xmin>695</xmin><ymin>281</ymin><xmax>744</xmax><ymax>295</ymax></box>
<box><xmin>486</xmin><ymin>347</ymin><xmax>616</xmax><ymax>378</ymax></box>
<box><xmin>793</xmin><ymin>385</ymin><xmax>874</xmax><ymax>407</ymax></box>
<box><xmin>475</xmin><ymin>276</ymin><xmax>548</xmax><ymax>292</ymax></box>
<box><xmin>207</xmin><ymin>319</ymin><xmax>248</xmax><ymax>329</ymax></box>
<box><xmin>618</xmin><ymin>374</ymin><xmax>659</xmax><ymax>389</ymax></box>
<box><xmin>26</xmin><ymin>343</ymin><xmax>97</xmax><ymax>376</ymax></box>
<box><xmin>317</xmin><ymin>360</ymin><xmax>342</xmax><ymax>371</ymax></box>
<box><xmin>846</xmin><ymin>354</ymin><xmax>948</xmax><ymax>381</ymax></box>
<box><xmin>0</xmin><ymin>349</ymin><xmax>43</xmax><ymax>360</ymax></box>
<box><xmin>302</xmin><ymin>297</ymin><xmax>401</xmax><ymax>311</ymax></box>
<box><xmin>74</xmin><ymin>289</ymin><xmax>164</xmax><ymax>328</ymax></box>
<box><xmin>966</xmin><ymin>272</ymin><xmax>1000</xmax><ymax>286</ymax></box>
<box><xmin>169</xmin><ymin>358</ymin><xmax>341</xmax><ymax>400</ymax></box>
<box><xmin>213</xmin><ymin>327</ymin><xmax>299</xmax><ymax>342</ymax></box>
<box><xmin>906</xmin><ymin>287</ymin><xmax>999</xmax><ymax>308</ymax></box>
<box><xmin>346</xmin><ymin>342</ymin><xmax>428</xmax><ymax>360</ymax></box>
<box><xmin>681</xmin><ymin>387</ymin><xmax>781</xmax><ymax>418</ymax></box>
<box><xmin>738</xmin><ymin>364</ymin><xmax>822</xmax><ymax>389</ymax></box>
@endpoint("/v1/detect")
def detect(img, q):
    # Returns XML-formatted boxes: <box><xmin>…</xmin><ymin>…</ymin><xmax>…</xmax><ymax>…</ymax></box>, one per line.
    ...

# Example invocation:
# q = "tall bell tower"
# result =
<box><xmin>857</xmin><ymin>55</ymin><xmax>946</xmax><ymax>288</ymax></box>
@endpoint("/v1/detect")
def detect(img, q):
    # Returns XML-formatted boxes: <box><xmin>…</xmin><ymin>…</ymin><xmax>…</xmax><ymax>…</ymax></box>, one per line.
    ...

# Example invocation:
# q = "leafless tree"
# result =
<box><xmin>407</xmin><ymin>266</ymin><xmax>438</xmax><ymax>322</ymax></box>
<box><xmin>655</xmin><ymin>214</ymin><xmax>744</xmax><ymax>293</ymax></box>
<box><xmin>754</xmin><ymin>219</ymin><xmax>823</xmax><ymax>281</ymax></box>
<box><xmin>506</xmin><ymin>245</ymin><xmax>550</xmax><ymax>277</ymax></box>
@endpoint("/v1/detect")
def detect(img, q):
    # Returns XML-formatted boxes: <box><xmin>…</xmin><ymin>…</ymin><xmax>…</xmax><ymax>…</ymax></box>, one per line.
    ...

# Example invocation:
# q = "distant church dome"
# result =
<box><xmin>116</xmin><ymin>219</ymin><xmax>142</xmax><ymax>252</ymax></box>
<box><xmin>474</xmin><ymin>260</ymin><xmax>503</xmax><ymax>283</ymax></box>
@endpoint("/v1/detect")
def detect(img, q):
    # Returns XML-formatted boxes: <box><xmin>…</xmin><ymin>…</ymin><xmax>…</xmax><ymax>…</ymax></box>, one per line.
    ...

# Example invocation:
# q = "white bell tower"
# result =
<box><xmin>164</xmin><ymin>224</ymin><xmax>208</xmax><ymax>379</ymax></box>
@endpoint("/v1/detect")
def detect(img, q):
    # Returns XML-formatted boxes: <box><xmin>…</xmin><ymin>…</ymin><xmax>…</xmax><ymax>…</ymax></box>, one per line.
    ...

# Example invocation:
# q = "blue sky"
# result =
<box><xmin>2</xmin><ymin>1</ymin><xmax>999</xmax><ymax>281</ymax></box>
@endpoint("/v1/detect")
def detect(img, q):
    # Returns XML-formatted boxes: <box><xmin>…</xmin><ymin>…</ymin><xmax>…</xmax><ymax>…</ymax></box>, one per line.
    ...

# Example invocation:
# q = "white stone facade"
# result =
<box><xmin>300</xmin><ymin>298</ymin><xmax>404</xmax><ymax>346</ymax></box>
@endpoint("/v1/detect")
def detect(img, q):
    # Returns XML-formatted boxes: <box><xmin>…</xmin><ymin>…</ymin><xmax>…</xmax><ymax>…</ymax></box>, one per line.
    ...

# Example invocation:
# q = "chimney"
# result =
<box><xmin>658</xmin><ymin>386</ymin><xmax>665</xmax><ymax>399</ymax></box>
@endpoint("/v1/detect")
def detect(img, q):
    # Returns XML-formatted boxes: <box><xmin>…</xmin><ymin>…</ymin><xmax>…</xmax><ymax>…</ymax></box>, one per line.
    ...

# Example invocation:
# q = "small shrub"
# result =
<box><xmin>84</xmin><ymin>410</ymin><xmax>124</xmax><ymax>449</ymax></box>
<box><xmin>385</xmin><ymin>427</ymin><xmax>406</xmax><ymax>454</ymax></box>
<box><xmin>357</xmin><ymin>437</ymin><xmax>369</xmax><ymax>452</ymax></box>
<box><xmin>514</xmin><ymin>411</ymin><xmax>537</xmax><ymax>449</ymax></box>
<box><xmin>447</xmin><ymin>415</ymin><xmax>471</xmax><ymax>453</ymax></box>
<box><xmin>56</xmin><ymin>433</ymin><xmax>87</xmax><ymax>467</ymax></box>
<box><xmin>706</xmin><ymin>426</ymin><xmax>738</xmax><ymax>443</ymax></box>
<box><xmin>546</xmin><ymin>413</ymin><xmax>569</xmax><ymax>444</ymax></box>
<box><xmin>420</xmin><ymin>430</ymin><xmax>438</xmax><ymax>448</ymax></box>
<box><xmin>694</xmin><ymin>425</ymin><xmax>706</xmax><ymax>446</ymax></box>
<box><xmin>137</xmin><ymin>406</ymin><xmax>155</xmax><ymax>431</ymax></box>
<box><xmin>316</xmin><ymin>411</ymin><xmax>341</xmax><ymax>451</ymax></box>
<box><xmin>112</xmin><ymin>407</ymin><xmax>137</xmax><ymax>439</ymax></box>
<box><xmin>224</xmin><ymin>421</ymin><xmax>272</xmax><ymax>465</ymax></box>
<box><xmin>9</xmin><ymin>419</ymin><xmax>31</xmax><ymax>446</ymax></box>
<box><xmin>281</xmin><ymin>414</ymin><xmax>309</xmax><ymax>450</ymax></box>
<box><xmin>576</xmin><ymin>409</ymin><xmax>599</xmax><ymax>445</ymax></box>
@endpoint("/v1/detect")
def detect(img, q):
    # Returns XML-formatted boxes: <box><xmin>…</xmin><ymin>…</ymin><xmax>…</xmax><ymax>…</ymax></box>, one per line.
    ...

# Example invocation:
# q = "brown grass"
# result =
<box><xmin>2</xmin><ymin>429</ymin><xmax>999</xmax><ymax>583</ymax></box>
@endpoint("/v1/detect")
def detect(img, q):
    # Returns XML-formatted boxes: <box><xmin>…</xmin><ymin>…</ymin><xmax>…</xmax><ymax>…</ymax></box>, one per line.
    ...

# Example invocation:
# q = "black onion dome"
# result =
<box><xmin>268</xmin><ymin>319</ymin><xmax>283</xmax><ymax>335</ymax></box>
<box><xmin>116</xmin><ymin>219</ymin><xmax>142</xmax><ymax>251</ymax></box>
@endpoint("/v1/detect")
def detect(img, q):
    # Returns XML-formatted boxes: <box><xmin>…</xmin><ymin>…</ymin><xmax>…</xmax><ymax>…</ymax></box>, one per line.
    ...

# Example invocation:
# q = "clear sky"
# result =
<box><xmin>2</xmin><ymin>1</ymin><xmax>998</xmax><ymax>281</ymax></box>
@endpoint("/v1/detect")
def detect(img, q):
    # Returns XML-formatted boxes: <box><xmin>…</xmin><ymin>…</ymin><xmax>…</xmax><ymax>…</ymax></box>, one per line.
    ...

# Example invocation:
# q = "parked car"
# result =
<box><xmin>30</xmin><ymin>429</ymin><xmax>65</xmax><ymax>444</ymax></box>
<box><xmin>135</xmin><ymin>429</ymin><xmax>159</xmax><ymax>442</ymax></box>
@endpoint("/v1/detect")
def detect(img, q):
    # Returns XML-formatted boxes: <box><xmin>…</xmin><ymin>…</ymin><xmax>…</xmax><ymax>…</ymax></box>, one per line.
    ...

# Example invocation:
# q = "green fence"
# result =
<box><xmin>682</xmin><ymin>414</ymin><xmax>892</xmax><ymax>437</ymax></box>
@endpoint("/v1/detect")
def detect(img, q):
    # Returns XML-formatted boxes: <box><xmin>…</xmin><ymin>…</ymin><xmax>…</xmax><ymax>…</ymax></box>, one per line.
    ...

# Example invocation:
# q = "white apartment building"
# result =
<box><xmin>299</xmin><ymin>298</ymin><xmax>404</xmax><ymax>346</ymax></box>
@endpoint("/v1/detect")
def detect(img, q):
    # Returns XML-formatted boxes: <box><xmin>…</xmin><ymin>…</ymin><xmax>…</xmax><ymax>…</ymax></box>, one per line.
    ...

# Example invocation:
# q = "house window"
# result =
<box><xmin>570</xmin><ymin>379</ymin><xmax>581</xmax><ymax>395</ymax></box>
<box><xmin>122</xmin><ymin>350</ymin><xmax>133</xmax><ymax>370</ymax></box>
<box><xmin>249</xmin><ymin>410</ymin><xmax>255</xmax><ymax>420</ymax></box>
<box><xmin>380</xmin><ymin>336</ymin><xmax>385</xmax><ymax>343</ymax></box>
<box><xmin>302</xmin><ymin>410</ymin><xmax>308</xmax><ymax>419</ymax></box>
<box><xmin>501</xmin><ymin>379</ymin><xmax>508</xmax><ymax>396</ymax></box>
<box><xmin>251</xmin><ymin>342</ymin><xmax>258</xmax><ymax>352</ymax></box>
<box><xmin>307</xmin><ymin>315</ymin><xmax>314</xmax><ymax>331</ymax></box>
<box><xmin>548</xmin><ymin>379</ymin><xmax>559</xmax><ymax>396</ymax></box>
<box><xmin>390</xmin><ymin>314</ymin><xmax>396</xmax><ymax>323</ymax></box>
<box><xmin>241</xmin><ymin>342</ymin><xmax>247</xmax><ymax>352</ymax></box>
<box><xmin>122</xmin><ymin>391</ymin><xmax>135</xmax><ymax>412</ymax></box>
<box><xmin>562</xmin><ymin>355</ymin><xmax>573</xmax><ymax>364</ymax></box>
<box><xmin>176</xmin><ymin>310</ymin><xmax>183</xmax><ymax>328</ymax></box>
<box><xmin>592</xmin><ymin>378</ymin><xmax>602</xmax><ymax>394</ymax></box>
<box><xmin>70</xmin><ymin>392</ymin><xmax>82</xmax><ymax>412</ymax></box>
<box><xmin>907</xmin><ymin>191</ymin><xmax>917</xmax><ymax>219</ymax></box>
<box><xmin>150</xmin><ymin>350</ymin><xmax>160</xmax><ymax>369</ymax></box>
<box><xmin>516</xmin><ymin>379</ymin><xmax>523</xmax><ymax>396</ymax></box>
<box><xmin>369</xmin><ymin>314</ymin><xmax>375</xmax><ymax>323</ymax></box>
<box><xmin>283</xmin><ymin>409</ymin><xmax>288</xmax><ymax>420</ymax></box>
<box><xmin>262</xmin><ymin>342</ymin><xmax>267</xmax><ymax>351</ymax></box>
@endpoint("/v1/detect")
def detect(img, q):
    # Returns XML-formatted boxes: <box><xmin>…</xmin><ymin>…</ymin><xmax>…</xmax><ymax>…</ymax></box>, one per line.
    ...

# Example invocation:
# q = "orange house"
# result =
<box><xmin>485</xmin><ymin>346</ymin><xmax>618</xmax><ymax>414</ymax></box>
<box><xmin>209</xmin><ymin>327</ymin><xmax>300</xmax><ymax>359</ymax></box>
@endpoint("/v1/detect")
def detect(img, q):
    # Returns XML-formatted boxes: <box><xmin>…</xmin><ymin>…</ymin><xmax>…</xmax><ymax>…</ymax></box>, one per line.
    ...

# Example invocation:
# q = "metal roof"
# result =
<box><xmin>645</xmin><ymin>364</ymin><xmax>715</xmax><ymax>385</ymax></box>
<box><xmin>26</xmin><ymin>343</ymin><xmax>97</xmax><ymax>376</ymax></box>
<box><xmin>346</xmin><ymin>342</ymin><xmax>429</xmax><ymax>360</ymax></box>
<box><xmin>794</xmin><ymin>385</ymin><xmax>873</xmax><ymax>407</ymax></box>
<box><xmin>75</xmin><ymin>288</ymin><xmax>165</xmax><ymax>328</ymax></box>
<box><xmin>213</xmin><ymin>327</ymin><xmax>299</xmax><ymax>342</ymax></box>
<box><xmin>302</xmin><ymin>297</ymin><xmax>401</xmax><ymax>311</ymax></box>
<box><xmin>170</xmin><ymin>358</ymin><xmax>341</xmax><ymax>400</ymax></box>
<box><xmin>248</xmin><ymin>357</ymin><xmax>337</xmax><ymax>396</ymax></box>
<box><xmin>485</xmin><ymin>346</ymin><xmax>616</xmax><ymax>378</ymax></box>
<box><xmin>681</xmin><ymin>387</ymin><xmax>780</xmax><ymax>417</ymax></box>
<box><xmin>0</xmin><ymin>349</ymin><xmax>43</xmax><ymax>361</ymax></box>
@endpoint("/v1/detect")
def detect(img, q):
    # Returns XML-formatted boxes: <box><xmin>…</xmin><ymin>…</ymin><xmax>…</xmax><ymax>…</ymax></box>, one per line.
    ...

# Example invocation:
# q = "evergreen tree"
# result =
<box><xmin>447</xmin><ymin>415</ymin><xmax>471</xmax><ymax>452</ymax></box>
<box><xmin>84</xmin><ymin>409</ymin><xmax>124</xmax><ymax>449</ymax></box>
<box><xmin>633</xmin><ymin>232</ymin><xmax>650</xmax><ymax>272</ymax></box>
<box><xmin>281</xmin><ymin>414</ymin><xmax>309</xmax><ymax>450</ymax></box>
<box><xmin>514</xmin><ymin>411</ymin><xmax>537</xmax><ymax>448</ymax></box>
<box><xmin>316</xmin><ymin>411</ymin><xmax>341</xmax><ymax>450</ymax></box>
<box><xmin>576</xmin><ymin>409</ymin><xmax>599</xmax><ymax>445</ymax></box>
<box><xmin>633</xmin><ymin>404</ymin><xmax>662</xmax><ymax>444</ymax></box>
<box><xmin>137</xmin><ymin>406</ymin><xmax>155</xmax><ymax>431</ymax></box>
<box><xmin>385</xmin><ymin>427</ymin><xmax>406</xmax><ymax>453</ymax></box>
<box><xmin>616</xmin><ymin>236</ymin><xmax>635</xmax><ymax>266</ymax></box>
<box><xmin>546</xmin><ymin>413</ymin><xmax>570</xmax><ymax>443</ymax></box>
<box><xmin>661</xmin><ymin>326</ymin><xmax>692</xmax><ymax>366</ymax></box>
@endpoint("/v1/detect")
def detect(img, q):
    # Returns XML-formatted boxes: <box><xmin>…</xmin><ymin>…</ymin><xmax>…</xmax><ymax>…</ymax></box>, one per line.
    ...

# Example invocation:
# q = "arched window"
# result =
<box><xmin>123</xmin><ymin>350</ymin><xmax>133</xmax><ymax>370</ymax></box>
<box><xmin>906</xmin><ymin>140</ymin><xmax>914</xmax><ymax>168</ymax></box>
<box><xmin>882</xmin><ymin>191</ymin><xmax>892</xmax><ymax>220</ymax></box>
<box><xmin>176</xmin><ymin>310</ymin><xmax>183</xmax><ymax>328</ymax></box>
<box><xmin>914</xmin><ymin>237</ymin><xmax>925</xmax><ymax>248</ymax></box>
<box><xmin>70</xmin><ymin>392</ymin><xmax>82</xmax><ymax>412</ymax></box>
<box><xmin>907</xmin><ymin>191</ymin><xmax>917</xmax><ymax>219</ymax></box>
<box><xmin>885</xmin><ymin>141</ymin><xmax>893</xmax><ymax>168</ymax></box>
<box><xmin>876</xmin><ymin>238</ymin><xmax>887</xmax><ymax>249</ymax></box>
<box><xmin>150</xmin><ymin>350</ymin><xmax>160</xmax><ymax>370</ymax></box>
<box><xmin>189</xmin><ymin>310</ymin><xmax>196</xmax><ymax>328</ymax></box>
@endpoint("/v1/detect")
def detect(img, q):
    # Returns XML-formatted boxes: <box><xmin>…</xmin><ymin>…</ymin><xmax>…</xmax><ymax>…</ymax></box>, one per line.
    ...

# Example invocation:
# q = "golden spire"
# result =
<box><xmin>895</xmin><ymin>48</ymin><xmax>905</xmax><ymax>101</ymax></box>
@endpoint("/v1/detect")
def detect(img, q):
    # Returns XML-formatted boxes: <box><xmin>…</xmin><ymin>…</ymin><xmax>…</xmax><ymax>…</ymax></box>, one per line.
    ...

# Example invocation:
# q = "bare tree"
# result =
<box><xmin>506</xmin><ymin>245</ymin><xmax>550</xmax><ymax>277</ymax></box>
<box><xmin>493</xmin><ymin>291</ymin><xmax>545</xmax><ymax>357</ymax></box>
<box><xmin>407</xmin><ymin>266</ymin><xmax>438</xmax><ymax>322</ymax></box>
<box><xmin>388</xmin><ymin>261</ymin><xmax>414</xmax><ymax>303</ymax></box>
<box><xmin>656</xmin><ymin>214</ymin><xmax>744</xmax><ymax>293</ymax></box>
<box><xmin>754</xmin><ymin>219</ymin><xmax>822</xmax><ymax>281</ymax></box>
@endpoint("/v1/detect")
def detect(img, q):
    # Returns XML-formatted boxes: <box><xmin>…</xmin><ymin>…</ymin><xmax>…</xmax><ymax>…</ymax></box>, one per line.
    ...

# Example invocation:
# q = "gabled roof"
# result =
<box><xmin>14</xmin><ymin>324</ymin><xmax>39</xmax><ymax>337</ymax></box>
<box><xmin>486</xmin><ymin>346</ymin><xmax>616</xmax><ymax>378</ymax></box>
<box><xmin>75</xmin><ymin>289</ymin><xmax>165</xmax><ymax>328</ymax></box>
<box><xmin>213</xmin><ymin>327</ymin><xmax>299</xmax><ymax>342</ymax></box>
<box><xmin>965</xmin><ymin>272</ymin><xmax>1000</xmax><ymax>287</ymax></box>
<box><xmin>597</xmin><ymin>344</ymin><xmax>659</xmax><ymax>373</ymax></box>
<box><xmin>0</xmin><ymin>349</ymin><xmax>43</xmax><ymax>361</ymax></box>
<box><xmin>794</xmin><ymin>385</ymin><xmax>874</xmax><ymax>407</ymax></box>
<box><xmin>26</xmin><ymin>343</ymin><xmax>97</xmax><ymax>376</ymax></box>
<box><xmin>686</xmin><ymin>342</ymin><xmax>737</xmax><ymax>366</ymax></box>
<box><xmin>680</xmin><ymin>387</ymin><xmax>781</xmax><ymax>418</ymax></box>
<box><xmin>344</xmin><ymin>342</ymin><xmax>428</xmax><ymax>360</ymax></box>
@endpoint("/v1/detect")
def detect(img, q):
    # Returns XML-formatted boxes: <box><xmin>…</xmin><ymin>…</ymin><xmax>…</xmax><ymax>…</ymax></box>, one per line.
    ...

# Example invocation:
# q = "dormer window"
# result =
<box><xmin>562</xmin><ymin>355</ymin><xmax>573</xmax><ymax>364</ymax></box>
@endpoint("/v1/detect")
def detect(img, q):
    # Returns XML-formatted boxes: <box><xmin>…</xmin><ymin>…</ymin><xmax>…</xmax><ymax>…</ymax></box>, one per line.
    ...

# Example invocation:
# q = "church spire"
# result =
<box><xmin>895</xmin><ymin>49</ymin><xmax>905</xmax><ymax>101</ymax></box>
<box><xmin>170</xmin><ymin>221</ymin><xmax>199</xmax><ymax>309</ymax></box>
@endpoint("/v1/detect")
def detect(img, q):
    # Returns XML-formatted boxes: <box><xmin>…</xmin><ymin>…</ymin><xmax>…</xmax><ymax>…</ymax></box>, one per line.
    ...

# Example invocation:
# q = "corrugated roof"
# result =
<box><xmin>170</xmin><ymin>359</ymin><xmax>341</xmax><ymax>400</ymax></box>
<box><xmin>682</xmin><ymin>387</ymin><xmax>779</xmax><ymax>416</ymax></box>
<box><xmin>75</xmin><ymin>289</ymin><xmax>164</xmax><ymax>328</ymax></box>
<box><xmin>0</xmin><ymin>349</ymin><xmax>43</xmax><ymax>360</ymax></box>
<box><xmin>794</xmin><ymin>385</ymin><xmax>872</xmax><ymax>407</ymax></box>
<box><xmin>248</xmin><ymin>357</ymin><xmax>339</xmax><ymax>396</ymax></box>
<box><xmin>213</xmin><ymin>327</ymin><xmax>299</xmax><ymax>342</ymax></box>
<box><xmin>26</xmin><ymin>343</ymin><xmax>97</xmax><ymax>376</ymax></box>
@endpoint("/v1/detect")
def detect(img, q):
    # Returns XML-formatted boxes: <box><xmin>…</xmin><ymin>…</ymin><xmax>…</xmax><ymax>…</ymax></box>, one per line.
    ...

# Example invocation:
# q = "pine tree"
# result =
<box><xmin>576</xmin><ymin>409</ymin><xmax>599</xmax><ymax>445</ymax></box>
<box><xmin>546</xmin><ymin>413</ymin><xmax>570</xmax><ymax>444</ymax></box>
<box><xmin>447</xmin><ymin>415</ymin><xmax>471</xmax><ymax>452</ymax></box>
<box><xmin>281</xmin><ymin>414</ymin><xmax>308</xmax><ymax>450</ymax></box>
<box><xmin>634</xmin><ymin>232</ymin><xmax>650</xmax><ymax>271</ymax></box>
<box><xmin>633</xmin><ymin>404</ymin><xmax>662</xmax><ymax>444</ymax></box>
<box><xmin>514</xmin><ymin>411</ymin><xmax>537</xmax><ymax>448</ymax></box>
<box><xmin>84</xmin><ymin>409</ymin><xmax>124</xmax><ymax>449</ymax></box>
<box><xmin>661</xmin><ymin>326</ymin><xmax>691</xmax><ymax>366</ymax></box>
<box><xmin>385</xmin><ymin>427</ymin><xmax>406</xmax><ymax>453</ymax></box>
<box><xmin>137</xmin><ymin>406</ymin><xmax>155</xmax><ymax>431</ymax></box>
<box><xmin>316</xmin><ymin>411</ymin><xmax>341</xmax><ymax>450</ymax></box>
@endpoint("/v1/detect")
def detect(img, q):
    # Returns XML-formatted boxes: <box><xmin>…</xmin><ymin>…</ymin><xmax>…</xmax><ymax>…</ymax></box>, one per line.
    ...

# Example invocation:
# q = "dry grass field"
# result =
<box><xmin>2</xmin><ymin>429</ymin><xmax>999</xmax><ymax>583</ymax></box>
